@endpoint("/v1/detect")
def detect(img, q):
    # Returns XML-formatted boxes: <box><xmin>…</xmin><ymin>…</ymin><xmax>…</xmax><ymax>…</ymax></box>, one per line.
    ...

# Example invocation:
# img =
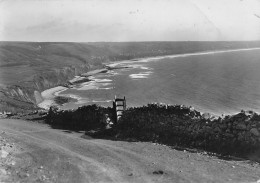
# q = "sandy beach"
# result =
<box><xmin>37</xmin><ymin>86</ymin><xmax>68</xmax><ymax>109</ymax></box>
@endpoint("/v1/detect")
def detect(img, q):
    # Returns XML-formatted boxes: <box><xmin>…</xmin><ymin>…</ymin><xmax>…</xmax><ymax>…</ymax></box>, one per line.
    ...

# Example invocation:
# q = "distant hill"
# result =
<box><xmin>1</xmin><ymin>41</ymin><xmax>260</xmax><ymax>112</ymax></box>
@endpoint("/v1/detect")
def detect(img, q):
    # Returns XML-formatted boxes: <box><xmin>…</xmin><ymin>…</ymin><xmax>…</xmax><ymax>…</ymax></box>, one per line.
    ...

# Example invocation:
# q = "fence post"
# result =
<box><xmin>123</xmin><ymin>96</ymin><xmax>126</xmax><ymax>110</ymax></box>
<box><xmin>113</xmin><ymin>101</ymin><xmax>117</xmax><ymax>124</ymax></box>
<box><xmin>113</xmin><ymin>96</ymin><xmax>126</xmax><ymax>124</ymax></box>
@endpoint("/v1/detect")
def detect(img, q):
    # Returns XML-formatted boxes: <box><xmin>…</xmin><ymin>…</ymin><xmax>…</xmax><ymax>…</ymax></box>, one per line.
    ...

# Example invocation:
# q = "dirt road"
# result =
<box><xmin>0</xmin><ymin>119</ymin><xmax>259</xmax><ymax>183</ymax></box>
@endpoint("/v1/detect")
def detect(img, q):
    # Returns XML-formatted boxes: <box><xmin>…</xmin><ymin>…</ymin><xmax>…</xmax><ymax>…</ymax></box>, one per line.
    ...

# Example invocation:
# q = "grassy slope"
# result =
<box><xmin>1</xmin><ymin>41</ymin><xmax>260</xmax><ymax>112</ymax></box>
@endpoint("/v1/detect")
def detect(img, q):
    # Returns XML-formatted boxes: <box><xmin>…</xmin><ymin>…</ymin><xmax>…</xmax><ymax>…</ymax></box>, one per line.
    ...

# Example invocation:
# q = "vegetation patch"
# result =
<box><xmin>46</xmin><ymin>105</ymin><xmax>114</xmax><ymax>131</ymax></box>
<box><xmin>44</xmin><ymin>103</ymin><xmax>260</xmax><ymax>157</ymax></box>
<box><xmin>115</xmin><ymin>104</ymin><xmax>260</xmax><ymax>156</ymax></box>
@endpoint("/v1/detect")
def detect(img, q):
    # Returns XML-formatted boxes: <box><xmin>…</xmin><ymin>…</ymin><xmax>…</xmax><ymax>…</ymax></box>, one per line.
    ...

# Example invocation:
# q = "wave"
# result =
<box><xmin>77</xmin><ymin>82</ymin><xmax>113</xmax><ymax>91</ymax></box>
<box><xmin>95</xmin><ymin>79</ymin><xmax>113</xmax><ymax>83</ymax></box>
<box><xmin>129</xmin><ymin>71</ymin><xmax>153</xmax><ymax>79</ymax></box>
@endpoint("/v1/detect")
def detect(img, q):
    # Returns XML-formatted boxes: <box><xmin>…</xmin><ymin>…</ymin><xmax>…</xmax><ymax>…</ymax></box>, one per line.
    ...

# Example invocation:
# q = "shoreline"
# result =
<box><xmin>37</xmin><ymin>86</ymin><xmax>68</xmax><ymax>109</ymax></box>
<box><xmin>107</xmin><ymin>47</ymin><xmax>260</xmax><ymax>67</ymax></box>
<box><xmin>37</xmin><ymin>47</ymin><xmax>260</xmax><ymax>112</ymax></box>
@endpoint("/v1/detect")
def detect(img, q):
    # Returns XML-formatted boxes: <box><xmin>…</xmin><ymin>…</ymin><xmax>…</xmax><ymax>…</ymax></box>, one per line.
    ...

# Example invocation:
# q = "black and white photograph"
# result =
<box><xmin>0</xmin><ymin>0</ymin><xmax>260</xmax><ymax>182</ymax></box>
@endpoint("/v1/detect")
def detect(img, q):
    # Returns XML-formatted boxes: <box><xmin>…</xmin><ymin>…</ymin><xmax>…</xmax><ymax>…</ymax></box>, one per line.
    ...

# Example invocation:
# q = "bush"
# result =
<box><xmin>115</xmin><ymin>104</ymin><xmax>260</xmax><ymax>156</ymax></box>
<box><xmin>46</xmin><ymin>103</ymin><xmax>260</xmax><ymax>156</ymax></box>
<box><xmin>46</xmin><ymin>104</ymin><xmax>114</xmax><ymax>131</ymax></box>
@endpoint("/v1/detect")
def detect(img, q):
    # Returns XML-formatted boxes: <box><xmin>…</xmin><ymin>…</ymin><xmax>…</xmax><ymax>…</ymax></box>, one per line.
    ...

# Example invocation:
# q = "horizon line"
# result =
<box><xmin>1</xmin><ymin>40</ymin><xmax>260</xmax><ymax>43</ymax></box>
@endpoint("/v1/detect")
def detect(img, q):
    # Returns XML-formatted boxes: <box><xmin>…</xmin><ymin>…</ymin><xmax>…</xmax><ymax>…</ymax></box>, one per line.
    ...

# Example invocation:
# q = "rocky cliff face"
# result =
<box><xmin>0</xmin><ymin>64</ymin><xmax>93</xmax><ymax>112</ymax></box>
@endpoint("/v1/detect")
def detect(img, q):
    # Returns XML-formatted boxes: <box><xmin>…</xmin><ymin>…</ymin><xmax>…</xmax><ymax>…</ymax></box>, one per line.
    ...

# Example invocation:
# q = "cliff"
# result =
<box><xmin>1</xmin><ymin>41</ymin><xmax>260</xmax><ymax>112</ymax></box>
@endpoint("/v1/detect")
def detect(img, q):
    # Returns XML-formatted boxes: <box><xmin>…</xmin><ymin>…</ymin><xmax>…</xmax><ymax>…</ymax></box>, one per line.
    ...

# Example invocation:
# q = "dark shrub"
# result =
<box><xmin>46</xmin><ymin>104</ymin><xmax>114</xmax><ymax>131</ymax></box>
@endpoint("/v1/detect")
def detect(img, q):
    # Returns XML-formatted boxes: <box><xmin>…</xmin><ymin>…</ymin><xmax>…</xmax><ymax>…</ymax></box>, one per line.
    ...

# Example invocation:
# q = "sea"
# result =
<box><xmin>59</xmin><ymin>48</ymin><xmax>260</xmax><ymax>116</ymax></box>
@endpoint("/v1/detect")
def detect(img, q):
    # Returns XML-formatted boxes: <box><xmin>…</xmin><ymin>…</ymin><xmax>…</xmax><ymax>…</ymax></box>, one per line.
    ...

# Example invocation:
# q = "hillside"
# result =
<box><xmin>1</xmin><ymin>41</ymin><xmax>260</xmax><ymax>112</ymax></box>
<box><xmin>0</xmin><ymin>118</ymin><xmax>259</xmax><ymax>183</ymax></box>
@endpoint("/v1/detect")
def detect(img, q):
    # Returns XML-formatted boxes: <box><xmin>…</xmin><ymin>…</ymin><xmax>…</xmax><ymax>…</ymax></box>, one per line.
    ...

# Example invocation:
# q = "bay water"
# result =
<box><xmin>60</xmin><ymin>49</ymin><xmax>260</xmax><ymax>115</ymax></box>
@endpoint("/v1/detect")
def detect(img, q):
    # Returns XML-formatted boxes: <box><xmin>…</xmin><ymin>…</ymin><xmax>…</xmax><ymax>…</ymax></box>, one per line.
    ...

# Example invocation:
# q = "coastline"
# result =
<box><xmin>37</xmin><ymin>86</ymin><xmax>68</xmax><ymax>109</ymax></box>
<box><xmin>37</xmin><ymin>47</ymin><xmax>260</xmax><ymax>111</ymax></box>
<box><xmin>107</xmin><ymin>47</ymin><xmax>260</xmax><ymax>67</ymax></box>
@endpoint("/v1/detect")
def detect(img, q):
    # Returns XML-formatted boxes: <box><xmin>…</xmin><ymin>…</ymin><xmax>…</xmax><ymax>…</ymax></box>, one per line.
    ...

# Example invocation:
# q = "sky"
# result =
<box><xmin>0</xmin><ymin>0</ymin><xmax>260</xmax><ymax>42</ymax></box>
